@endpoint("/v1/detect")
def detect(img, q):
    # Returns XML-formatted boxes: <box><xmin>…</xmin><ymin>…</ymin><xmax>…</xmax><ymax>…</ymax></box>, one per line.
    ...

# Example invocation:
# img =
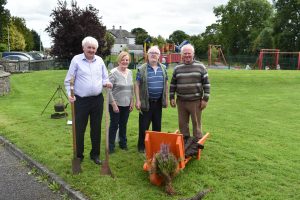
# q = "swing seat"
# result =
<box><xmin>143</xmin><ymin>130</ymin><xmax>210</xmax><ymax>186</ymax></box>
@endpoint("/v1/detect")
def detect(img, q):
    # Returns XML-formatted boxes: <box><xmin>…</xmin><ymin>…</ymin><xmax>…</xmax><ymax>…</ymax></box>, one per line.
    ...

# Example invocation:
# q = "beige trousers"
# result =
<box><xmin>176</xmin><ymin>99</ymin><xmax>203</xmax><ymax>138</ymax></box>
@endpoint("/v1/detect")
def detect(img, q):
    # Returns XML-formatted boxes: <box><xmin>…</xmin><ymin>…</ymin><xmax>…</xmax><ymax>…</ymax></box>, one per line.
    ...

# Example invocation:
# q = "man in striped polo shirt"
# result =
<box><xmin>170</xmin><ymin>44</ymin><xmax>210</xmax><ymax>140</ymax></box>
<box><xmin>135</xmin><ymin>46</ymin><xmax>168</xmax><ymax>153</ymax></box>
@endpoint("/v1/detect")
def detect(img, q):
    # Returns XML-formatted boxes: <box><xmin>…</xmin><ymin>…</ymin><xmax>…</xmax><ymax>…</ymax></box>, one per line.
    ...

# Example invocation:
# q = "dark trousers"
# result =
<box><xmin>109</xmin><ymin>105</ymin><xmax>130</xmax><ymax>151</ymax></box>
<box><xmin>138</xmin><ymin>99</ymin><xmax>162</xmax><ymax>151</ymax></box>
<box><xmin>75</xmin><ymin>94</ymin><xmax>103</xmax><ymax>159</ymax></box>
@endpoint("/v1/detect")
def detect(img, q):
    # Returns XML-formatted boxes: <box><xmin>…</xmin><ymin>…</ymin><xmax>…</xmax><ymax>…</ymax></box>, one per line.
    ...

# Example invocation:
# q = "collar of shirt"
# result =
<box><xmin>82</xmin><ymin>54</ymin><xmax>96</xmax><ymax>62</ymax></box>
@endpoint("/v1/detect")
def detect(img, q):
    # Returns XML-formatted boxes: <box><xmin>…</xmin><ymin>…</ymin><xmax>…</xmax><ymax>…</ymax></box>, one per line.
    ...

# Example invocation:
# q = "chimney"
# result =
<box><xmin>112</xmin><ymin>25</ymin><xmax>115</xmax><ymax>30</ymax></box>
<box><xmin>119</xmin><ymin>26</ymin><xmax>122</xmax><ymax>30</ymax></box>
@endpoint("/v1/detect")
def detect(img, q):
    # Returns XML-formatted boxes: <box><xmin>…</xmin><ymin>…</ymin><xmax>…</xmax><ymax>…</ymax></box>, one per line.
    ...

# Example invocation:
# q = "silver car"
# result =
<box><xmin>2</xmin><ymin>55</ymin><xmax>31</xmax><ymax>61</ymax></box>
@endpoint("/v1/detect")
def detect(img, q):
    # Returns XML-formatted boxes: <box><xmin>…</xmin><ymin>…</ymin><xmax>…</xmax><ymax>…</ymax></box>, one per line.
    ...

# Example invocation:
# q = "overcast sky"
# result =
<box><xmin>6</xmin><ymin>0</ymin><xmax>230</xmax><ymax>48</ymax></box>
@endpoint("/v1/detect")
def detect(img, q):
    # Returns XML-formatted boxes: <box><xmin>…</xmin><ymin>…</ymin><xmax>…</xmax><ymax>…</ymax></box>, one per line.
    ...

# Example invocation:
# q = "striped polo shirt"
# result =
<box><xmin>136</xmin><ymin>64</ymin><xmax>168</xmax><ymax>100</ymax></box>
<box><xmin>169</xmin><ymin>61</ymin><xmax>210</xmax><ymax>101</ymax></box>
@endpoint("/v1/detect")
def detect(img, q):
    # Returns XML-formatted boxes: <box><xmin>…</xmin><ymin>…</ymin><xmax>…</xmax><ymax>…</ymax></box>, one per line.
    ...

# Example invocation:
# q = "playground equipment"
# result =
<box><xmin>143</xmin><ymin>37</ymin><xmax>152</xmax><ymax>62</ymax></box>
<box><xmin>176</xmin><ymin>40</ymin><xmax>190</xmax><ymax>52</ymax></box>
<box><xmin>143</xmin><ymin>40</ymin><xmax>183</xmax><ymax>65</ymax></box>
<box><xmin>208</xmin><ymin>44</ymin><xmax>228</xmax><ymax>67</ymax></box>
<box><xmin>257</xmin><ymin>49</ymin><xmax>300</xmax><ymax>70</ymax></box>
<box><xmin>159</xmin><ymin>43</ymin><xmax>181</xmax><ymax>64</ymax></box>
<box><xmin>143</xmin><ymin>130</ymin><xmax>210</xmax><ymax>186</ymax></box>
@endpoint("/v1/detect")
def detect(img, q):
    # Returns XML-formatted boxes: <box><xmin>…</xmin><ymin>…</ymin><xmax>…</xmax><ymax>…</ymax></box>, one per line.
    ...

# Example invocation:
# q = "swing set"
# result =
<box><xmin>257</xmin><ymin>49</ymin><xmax>300</xmax><ymax>70</ymax></box>
<box><xmin>208</xmin><ymin>44</ymin><xmax>228</xmax><ymax>67</ymax></box>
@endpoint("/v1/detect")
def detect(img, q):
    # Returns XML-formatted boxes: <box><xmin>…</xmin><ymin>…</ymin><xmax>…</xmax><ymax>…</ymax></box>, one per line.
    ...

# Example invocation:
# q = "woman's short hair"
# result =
<box><xmin>117</xmin><ymin>51</ymin><xmax>131</xmax><ymax>63</ymax></box>
<box><xmin>82</xmin><ymin>36</ymin><xmax>98</xmax><ymax>49</ymax></box>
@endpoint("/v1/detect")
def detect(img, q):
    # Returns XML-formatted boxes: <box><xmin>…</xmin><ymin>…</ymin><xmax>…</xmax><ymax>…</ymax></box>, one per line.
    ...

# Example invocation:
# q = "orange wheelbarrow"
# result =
<box><xmin>143</xmin><ymin>130</ymin><xmax>210</xmax><ymax>186</ymax></box>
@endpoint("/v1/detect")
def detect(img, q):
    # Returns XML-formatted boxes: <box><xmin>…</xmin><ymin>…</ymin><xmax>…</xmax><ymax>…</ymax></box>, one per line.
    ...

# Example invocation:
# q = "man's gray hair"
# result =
<box><xmin>82</xmin><ymin>36</ymin><xmax>98</xmax><ymax>49</ymax></box>
<box><xmin>147</xmin><ymin>45</ymin><xmax>161</xmax><ymax>55</ymax></box>
<box><xmin>181</xmin><ymin>44</ymin><xmax>194</xmax><ymax>54</ymax></box>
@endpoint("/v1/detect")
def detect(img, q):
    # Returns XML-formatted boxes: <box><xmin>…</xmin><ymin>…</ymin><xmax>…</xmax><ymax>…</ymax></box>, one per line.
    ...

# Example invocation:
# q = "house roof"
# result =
<box><xmin>108</xmin><ymin>26</ymin><xmax>136</xmax><ymax>39</ymax></box>
<box><xmin>115</xmin><ymin>38</ymin><xmax>129</xmax><ymax>44</ymax></box>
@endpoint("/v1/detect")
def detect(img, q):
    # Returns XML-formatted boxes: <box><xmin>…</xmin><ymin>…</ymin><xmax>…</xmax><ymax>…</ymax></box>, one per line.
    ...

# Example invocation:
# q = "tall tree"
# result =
<box><xmin>131</xmin><ymin>27</ymin><xmax>149</xmax><ymax>45</ymax></box>
<box><xmin>168</xmin><ymin>30</ymin><xmax>190</xmax><ymax>45</ymax></box>
<box><xmin>0</xmin><ymin>0</ymin><xmax>10</xmax><ymax>49</ymax></box>
<box><xmin>214</xmin><ymin>0</ymin><xmax>273</xmax><ymax>55</ymax></box>
<box><xmin>31</xmin><ymin>29</ymin><xmax>42</xmax><ymax>51</ymax></box>
<box><xmin>273</xmin><ymin>0</ymin><xmax>300</xmax><ymax>51</ymax></box>
<box><xmin>199</xmin><ymin>23</ymin><xmax>222</xmax><ymax>56</ymax></box>
<box><xmin>189</xmin><ymin>34</ymin><xmax>204</xmax><ymax>59</ymax></box>
<box><xmin>152</xmin><ymin>35</ymin><xmax>166</xmax><ymax>48</ymax></box>
<box><xmin>11</xmin><ymin>16</ymin><xmax>34</xmax><ymax>51</ymax></box>
<box><xmin>102</xmin><ymin>31</ymin><xmax>115</xmax><ymax>57</ymax></box>
<box><xmin>252</xmin><ymin>27</ymin><xmax>274</xmax><ymax>53</ymax></box>
<box><xmin>46</xmin><ymin>0</ymin><xmax>110</xmax><ymax>60</ymax></box>
<box><xmin>8</xmin><ymin>21</ymin><xmax>26</xmax><ymax>51</ymax></box>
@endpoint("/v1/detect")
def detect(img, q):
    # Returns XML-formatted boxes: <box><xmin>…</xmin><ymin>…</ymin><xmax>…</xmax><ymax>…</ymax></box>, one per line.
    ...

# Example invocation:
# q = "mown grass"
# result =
<box><xmin>0</xmin><ymin>69</ymin><xmax>299</xmax><ymax>200</ymax></box>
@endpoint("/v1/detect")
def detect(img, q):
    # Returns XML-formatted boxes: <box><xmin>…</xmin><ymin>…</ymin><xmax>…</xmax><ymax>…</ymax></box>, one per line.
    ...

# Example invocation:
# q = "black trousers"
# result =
<box><xmin>138</xmin><ymin>99</ymin><xmax>162</xmax><ymax>151</ymax></box>
<box><xmin>109</xmin><ymin>105</ymin><xmax>130</xmax><ymax>151</ymax></box>
<box><xmin>75</xmin><ymin>93</ymin><xmax>103</xmax><ymax>159</ymax></box>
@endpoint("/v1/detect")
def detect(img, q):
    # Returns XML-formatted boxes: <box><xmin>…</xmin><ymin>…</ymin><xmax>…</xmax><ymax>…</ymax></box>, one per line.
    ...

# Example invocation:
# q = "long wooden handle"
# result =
<box><xmin>70</xmin><ymin>77</ymin><xmax>77</xmax><ymax>158</ymax></box>
<box><xmin>105</xmin><ymin>89</ymin><xmax>110</xmax><ymax>158</ymax></box>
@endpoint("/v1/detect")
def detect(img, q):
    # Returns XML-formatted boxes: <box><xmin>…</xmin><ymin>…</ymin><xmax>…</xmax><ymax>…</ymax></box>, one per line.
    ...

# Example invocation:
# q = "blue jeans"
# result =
<box><xmin>109</xmin><ymin>105</ymin><xmax>130</xmax><ymax>151</ymax></box>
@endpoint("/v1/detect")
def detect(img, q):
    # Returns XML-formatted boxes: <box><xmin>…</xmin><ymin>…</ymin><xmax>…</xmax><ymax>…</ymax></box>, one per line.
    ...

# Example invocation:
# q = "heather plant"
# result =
<box><xmin>151</xmin><ymin>143</ymin><xmax>178</xmax><ymax>195</ymax></box>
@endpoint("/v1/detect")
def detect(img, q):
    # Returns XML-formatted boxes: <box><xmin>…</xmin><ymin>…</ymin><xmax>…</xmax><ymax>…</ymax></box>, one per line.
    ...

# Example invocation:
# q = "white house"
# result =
<box><xmin>108</xmin><ymin>26</ymin><xmax>143</xmax><ymax>55</ymax></box>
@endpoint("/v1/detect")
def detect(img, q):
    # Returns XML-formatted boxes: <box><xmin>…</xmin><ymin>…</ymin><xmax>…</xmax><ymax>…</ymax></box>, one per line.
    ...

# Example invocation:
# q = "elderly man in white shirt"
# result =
<box><xmin>64</xmin><ymin>36</ymin><xmax>112</xmax><ymax>165</ymax></box>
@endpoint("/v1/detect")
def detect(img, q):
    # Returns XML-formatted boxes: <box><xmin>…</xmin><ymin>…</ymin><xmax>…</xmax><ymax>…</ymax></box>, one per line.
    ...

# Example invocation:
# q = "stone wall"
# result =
<box><xmin>0</xmin><ymin>70</ymin><xmax>10</xmax><ymax>95</ymax></box>
<box><xmin>0</xmin><ymin>60</ymin><xmax>56</xmax><ymax>72</ymax></box>
<box><xmin>0</xmin><ymin>61</ymin><xmax>29</xmax><ymax>73</ymax></box>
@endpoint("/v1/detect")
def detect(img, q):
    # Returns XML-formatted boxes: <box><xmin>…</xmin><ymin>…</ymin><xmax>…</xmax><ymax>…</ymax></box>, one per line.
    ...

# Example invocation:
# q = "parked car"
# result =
<box><xmin>2</xmin><ymin>55</ymin><xmax>31</xmax><ymax>61</ymax></box>
<box><xmin>1</xmin><ymin>52</ymin><xmax>34</xmax><ymax>60</ymax></box>
<box><xmin>27</xmin><ymin>52</ymin><xmax>46</xmax><ymax>60</ymax></box>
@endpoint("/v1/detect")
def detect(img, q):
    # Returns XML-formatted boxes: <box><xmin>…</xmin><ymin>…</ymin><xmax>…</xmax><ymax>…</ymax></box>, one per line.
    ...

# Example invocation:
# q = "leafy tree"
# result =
<box><xmin>0</xmin><ymin>0</ymin><xmax>10</xmax><ymax>47</ymax></box>
<box><xmin>214</xmin><ymin>0</ymin><xmax>273</xmax><ymax>55</ymax></box>
<box><xmin>11</xmin><ymin>16</ymin><xmax>34</xmax><ymax>51</ymax></box>
<box><xmin>103</xmin><ymin>31</ymin><xmax>115</xmax><ymax>57</ymax></box>
<box><xmin>152</xmin><ymin>35</ymin><xmax>166</xmax><ymax>48</ymax></box>
<box><xmin>46</xmin><ymin>0</ymin><xmax>110</xmax><ymax>60</ymax></box>
<box><xmin>136</xmin><ymin>33</ymin><xmax>149</xmax><ymax>45</ymax></box>
<box><xmin>273</xmin><ymin>0</ymin><xmax>300</xmax><ymax>51</ymax></box>
<box><xmin>8</xmin><ymin>22</ymin><xmax>26</xmax><ymax>50</ymax></box>
<box><xmin>195</xmin><ymin>23</ymin><xmax>223</xmax><ymax>57</ymax></box>
<box><xmin>201</xmin><ymin>24</ymin><xmax>221</xmax><ymax>48</ymax></box>
<box><xmin>189</xmin><ymin>34</ymin><xmax>204</xmax><ymax>59</ymax></box>
<box><xmin>252</xmin><ymin>27</ymin><xmax>274</xmax><ymax>53</ymax></box>
<box><xmin>168</xmin><ymin>30</ymin><xmax>190</xmax><ymax>45</ymax></box>
<box><xmin>0</xmin><ymin>43</ymin><xmax>7</xmax><ymax>51</ymax></box>
<box><xmin>131</xmin><ymin>27</ymin><xmax>149</xmax><ymax>45</ymax></box>
<box><xmin>31</xmin><ymin>29</ymin><xmax>42</xmax><ymax>51</ymax></box>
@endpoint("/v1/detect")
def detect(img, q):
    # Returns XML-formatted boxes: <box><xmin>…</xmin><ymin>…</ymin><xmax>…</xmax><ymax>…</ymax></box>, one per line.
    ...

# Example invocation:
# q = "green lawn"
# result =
<box><xmin>0</xmin><ymin>69</ymin><xmax>299</xmax><ymax>200</ymax></box>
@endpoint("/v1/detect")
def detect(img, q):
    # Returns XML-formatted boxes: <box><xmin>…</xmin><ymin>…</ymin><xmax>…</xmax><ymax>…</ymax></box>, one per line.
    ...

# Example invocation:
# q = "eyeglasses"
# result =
<box><xmin>148</xmin><ymin>52</ymin><xmax>160</xmax><ymax>55</ymax></box>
